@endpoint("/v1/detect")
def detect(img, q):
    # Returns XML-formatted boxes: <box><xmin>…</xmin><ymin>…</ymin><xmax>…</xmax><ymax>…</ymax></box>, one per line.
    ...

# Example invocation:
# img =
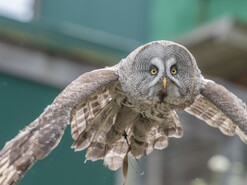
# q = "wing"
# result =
<box><xmin>185</xmin><ymin>79</ymin><xmax>247</xmax><ymax>143</ymax></box>
<box><xmin>0</xmin><ymin>68</ymin><xmax>119</xmax><ymax>185</ymax></box>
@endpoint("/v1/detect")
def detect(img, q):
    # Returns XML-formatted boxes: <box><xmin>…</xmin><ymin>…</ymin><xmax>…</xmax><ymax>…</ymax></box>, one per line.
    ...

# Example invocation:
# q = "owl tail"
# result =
<box><xmin>0</xmin><ymin>104</ymin><xmax>69</xmax><ymax>185</ymax></box>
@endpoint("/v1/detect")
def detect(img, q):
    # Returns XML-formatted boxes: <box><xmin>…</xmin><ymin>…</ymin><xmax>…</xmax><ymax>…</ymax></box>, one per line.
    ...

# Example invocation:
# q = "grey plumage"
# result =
<box><xmin>0</xmin><ymin>40</ymin><xmax>247</xmax><ymax>185</ymax></box>
<box><xmin>185</xmin><ymin>79</ymin><xmax>247</xmax><ymax>142</ymax></box>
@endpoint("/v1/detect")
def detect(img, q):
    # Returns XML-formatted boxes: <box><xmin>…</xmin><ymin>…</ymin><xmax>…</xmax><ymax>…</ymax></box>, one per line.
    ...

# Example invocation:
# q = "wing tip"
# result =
<box><xmin>236</xmin><ymin>127</ymin><xmax>247</xmax><ymax>144</ymax></box>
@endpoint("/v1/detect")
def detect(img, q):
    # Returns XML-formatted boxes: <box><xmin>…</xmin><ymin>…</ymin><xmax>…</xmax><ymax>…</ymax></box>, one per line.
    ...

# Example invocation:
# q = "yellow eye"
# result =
<box><xmin>150</xmin><ymin>67</ymin><xmax>158</xmax><ymax>75</ymax></box>
<box><xmin>170</xmin><ymin>65</ymin><xmax>177</xmax><ymax>75</ymax></box>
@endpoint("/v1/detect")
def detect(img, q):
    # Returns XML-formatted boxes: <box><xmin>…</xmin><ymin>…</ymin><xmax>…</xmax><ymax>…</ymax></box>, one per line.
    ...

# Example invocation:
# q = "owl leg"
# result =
<box><xmin>130</xmin><ymin>117</ymin><xmax>153</xmax><ymax>158</ymax></box>
<box><xmin>105</xmin><ymin>106</ymin><xmax>137</xmax><ymax>149</ymax></box>
<box><xmin>102</xmin><ymin>106</ymin><xmax>137</xmax><ymax>170</ymax></box>
<box><xmin>146</xmin><ymin>111</ymin><xmax>183</xmax><ymax>152</ymax></box>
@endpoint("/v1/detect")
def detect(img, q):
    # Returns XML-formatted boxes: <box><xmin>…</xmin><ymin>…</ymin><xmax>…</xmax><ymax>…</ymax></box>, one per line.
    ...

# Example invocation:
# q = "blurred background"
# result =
<box><xmin>0</xmin><ymin>0</ymin><xmax>247</xmax><ymax>185</ymax></box>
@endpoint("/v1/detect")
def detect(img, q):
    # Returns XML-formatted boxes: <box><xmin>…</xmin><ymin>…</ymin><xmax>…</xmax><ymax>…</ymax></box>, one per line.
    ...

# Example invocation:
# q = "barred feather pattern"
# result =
<box><xmin>0</xmin><ymin>69</ymin><xmax>119</xmax><ymax>185</ymax></box>
<box><xmin>0</xmin><ymin>105</ymin><xmax>68</xmax><ymax>185</ymax></box>
<box><xmin>70</xmin><ymin>87</ymin><xmax>113</xmax><ymax>141</ymax></box>
<box><xmin>71</xmin><ymin>101</ymin><xmax>135</xmax><ymax>170</ymax></box>
<box><xmin>149</xmin><ymin>111</ymin><xmax>182</xmax><ymax>151</ymax></box>
<box><xmin>70</xmin><ymin>83</ymin><xmax>131</xmax><ymax>170</ymax></box>
<box><xmin>70</xmin><ymin>85</ymin><xmax>186</xmax><ymax>170</ymax></box>
<box><xmin>73</xmin><ymin>107</ymin><xmax>132</xmax><ymax>171</ymax></box>
<box><xmin>104</xmin><ymin>136</ymin><xmax>129</xmax><ymax>170</ymax></box>
<box><xmin>131</xmin><ymin>111</ymin><xmax>183</xmax><ymax>157</ymax></box>
<box><xmin>185</xmin><ymin>94</ymin><xmax>247</xmax><ymax>143</ymax></box>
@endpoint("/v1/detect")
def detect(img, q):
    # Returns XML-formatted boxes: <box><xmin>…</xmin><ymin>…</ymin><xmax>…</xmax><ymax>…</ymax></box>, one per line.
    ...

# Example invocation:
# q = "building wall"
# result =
<box><xmin>39</xmin><ymin>0</ymin><xmax>149</xmax><ymax>43</ymax></box>
<box><xmin>149</xmin><ymin>0</ymin><xmax>247</xmax><ymax>40</ymax></box>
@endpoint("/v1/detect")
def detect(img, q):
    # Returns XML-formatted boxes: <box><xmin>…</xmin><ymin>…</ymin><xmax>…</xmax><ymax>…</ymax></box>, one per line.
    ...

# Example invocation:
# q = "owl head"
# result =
<box><xmin>118</xmin><ymin>41</ymin><xmax>203</xmax><ymax>108</ymax></box>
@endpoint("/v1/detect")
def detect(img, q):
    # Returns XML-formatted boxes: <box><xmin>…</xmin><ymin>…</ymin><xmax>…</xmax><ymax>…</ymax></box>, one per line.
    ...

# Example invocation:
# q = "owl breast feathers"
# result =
<box><xmin>0</xmin><ymin>40</ymin><xmax>247</xmax><ymax>185</ymax></box>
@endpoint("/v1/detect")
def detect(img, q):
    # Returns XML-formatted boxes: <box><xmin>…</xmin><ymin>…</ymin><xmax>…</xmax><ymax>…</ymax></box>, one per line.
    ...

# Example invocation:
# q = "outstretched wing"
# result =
<box><xmin>0</xmin><ymin>68</ymin><xmax>119</xmax><ymax>185</ymax></box>
<box><xmin>185</xmin><ymin>79</ymin><xmax>247</xmax><ymax>143</ymax></box>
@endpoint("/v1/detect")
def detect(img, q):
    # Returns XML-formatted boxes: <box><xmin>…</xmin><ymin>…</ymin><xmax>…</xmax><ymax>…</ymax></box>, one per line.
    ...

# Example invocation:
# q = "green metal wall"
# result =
<box><xmin>2</xmin><ymin>0</ymin><xmax>247</xmax><ymax>64</ymax></box>
<box><xmin>39</xmin><ymin>0</ymin><xmax>149</xmax><ymax>43</ymax></box>
<box><xmin>208</xmin><ymin>0</ymin><xmax>247</xmax><ymax>21</ymax></box>
<box><xmin>149</xmin><ymin>0</ymin><xmax>200</xmax><ymax>40</ymax></box>
<box><xmin>149</xmin><ymin>0</ymin><xmax>247</xmax><ymax>41</ymax></box>
<box><xmin>0</xmin><ymin>73</ymin><xmax>115</xmax><ymax>185</ymax></box>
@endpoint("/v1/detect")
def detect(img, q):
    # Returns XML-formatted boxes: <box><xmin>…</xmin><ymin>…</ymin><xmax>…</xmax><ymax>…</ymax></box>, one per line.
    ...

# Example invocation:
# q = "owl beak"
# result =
<box><xmin>163</xmin><ymin>77</ymin><xmax>167</xmax><ymax>88</ymax></box>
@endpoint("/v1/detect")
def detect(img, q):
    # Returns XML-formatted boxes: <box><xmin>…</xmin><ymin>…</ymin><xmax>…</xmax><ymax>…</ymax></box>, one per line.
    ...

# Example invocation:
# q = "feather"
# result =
<box><xmin>71</xmin><ymin>101</ymin><xmax>114</xmax><ymax>151</ymax></box>
<box><xmin>122</xmin><ymin>147</ymin><xmax>131</xmax><ymax>185</ymax></box>
<box><xmin>102</xmin><ymin>114</ymin><xmax>134</xmax><ymax>171</ymax></box>
<box><xmin>104</xmin><ymin>137</ymin><xmax>129</xmax><ymax>170</ymax></box>
<box><xmin>185</xmin><ymin>80</ymin><xmax>247</xmax><ymax>143</ymax></box>
<box><xmin>85</xmin><ymin>107</ymin><xmax>119</xmax><ymax>161</ymax></box>
<box><xmin>0</xmin><ymin>105</ymin><xmax>68</xmax><ymax>185</ymax></box>
<box><xmin>131</xmin><ymin>111</ymin><xmax>183</xmax><ymax>157</ymax></box>
<box><xmin>70</xmin><ymin>87</ymin><xmax>113</xmax><ymax>140</ymax></box>
<box><xmin>0</xmin><ymin>69</ymin><xmax>119</xmax><ymax>185</ymax></box>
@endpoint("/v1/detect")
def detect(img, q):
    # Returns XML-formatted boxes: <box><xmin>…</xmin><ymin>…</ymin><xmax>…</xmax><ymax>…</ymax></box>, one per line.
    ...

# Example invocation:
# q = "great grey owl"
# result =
<box><xmin>0</xmin><ymin>40</ymin><xmax>247</xmax><ymax>185</ymax></box>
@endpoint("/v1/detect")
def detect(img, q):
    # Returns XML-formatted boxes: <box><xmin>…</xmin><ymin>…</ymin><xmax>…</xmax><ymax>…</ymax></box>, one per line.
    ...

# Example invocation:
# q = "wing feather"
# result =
<box><xmin>101</xmin><ymin>110</ymin><xmax>183</xmax><ymax>170</ymax></box>
<box><xmin>104</xmin><ymin>137</ymin><xmax>129</xmax><ymax>170</ymax></box>
<box><xmin>145</xmin><ymin>111</ymin><xmax>183</xmax><ymax>154</ymax></box>
<box><xmin>85</xmin><ymin>108</ymin><xmax>119</xmax><ymax>160</ymax></box>
<box><xmin>186</xmin><ymin>95</ymin><xmax>237</xmax><ymax>135</ymax></box>
<box><xmin>186</xmin><ymin>80</ymin><xmax>247</xmax><ymax>143</ymax></box>
<box><xmin>86</xmin><ymin>106</ymin><xmax>135</xmax><ymax>165</ymax></box>
<box><xmin>0</xmin><ymin>68</ymin><xmax>119</xmax><ymax>185</ymax></box>
<box><xmin>70</xmin><ymin>80</ymin><xmax>124</xmax><ymax>153</ymax></box>
<box><xmin>70</xmin><ymin>86</ymin><xmax>114</xmax><ymax>140</ymax></box>
<box><xmin>98</xmin><ymin>108</ymin><xmax>136</xmax><ymax>171</ymax></box>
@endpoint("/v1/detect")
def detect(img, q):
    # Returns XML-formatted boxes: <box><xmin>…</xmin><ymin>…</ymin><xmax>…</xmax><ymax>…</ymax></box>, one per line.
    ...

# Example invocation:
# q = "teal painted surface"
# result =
<box><xmin>1</xmin><ymin>0</ymin><xmax>247</xmax><ymax>61</ymax></box>
<box><xmin>0</xmin><ymin>0</ymin><xmax>150</xmax><ymax>64</ymax></box>
<box><xmin>0</xmin><ymin>16</ymin><xmax>130</xmax><ymax>65</ymax></box>
<box><xmin>149</xmin><ymin>0</ymin><xmax>201</xmax><ymax>40</ymax></box>
<box><xmin>208</xmin><ymin>0</ymin><xmax>247</xmax><ymax>22</ymax></box>
<box><xmin>149</xmin><ymin>0</ymin><xmax>247</xmax><ymax>41</ymax></box>
<box><xmin>0</xmin><ymin>73</ymin><xmax>115</xmax><ymax>185</ymax></box>
<box><xmin>40</xmin><ymin>0</ymin><xmax>149</xmax><ymax>43</ymax></box>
